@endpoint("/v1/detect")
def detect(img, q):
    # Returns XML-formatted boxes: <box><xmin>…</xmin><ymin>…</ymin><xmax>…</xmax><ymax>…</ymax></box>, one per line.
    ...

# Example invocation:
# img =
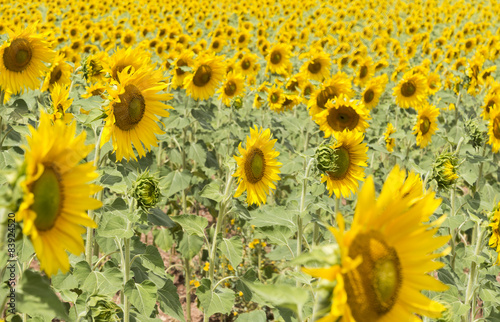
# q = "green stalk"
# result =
<box><xmin>86</xmin><ymin>127</ymin><xmax>103</xmax><ymax>266</ymax></box>
<box><xmin>463</xmin><ymin>223</ymin><xmax>487</xmax><ymax>321</ymax></box>
<box><xmin>474</xmin><ymin>141</ymin><xmax>487</xmax><ymax>192</ymax></box>
<box><xmin>184</xmin><ymin>258</ymin><xmax>192</xmax><ymax>322</ymax></box>
<box><xmin>450</xmin><ymin>183</ymin><xmax>457</xmax><ymax>271</ymax></box>
<box><xmin>123</xmin><ymin>199</ymin><xmax>134</xmax><ymax>322</ymax></box>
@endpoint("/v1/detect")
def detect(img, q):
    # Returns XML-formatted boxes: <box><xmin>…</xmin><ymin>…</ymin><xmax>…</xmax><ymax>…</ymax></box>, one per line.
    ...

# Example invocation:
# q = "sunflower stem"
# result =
<box><xmin>450</xmin><ymin>183</ymin><xmax>457</xmax><ymax>271</ymax></box>
<box><xmin>184</xmin><ymin>258</ymin><xmax>192</xmax><ymax>322</ymax></box>
<box><xmin>123</xmin><ymin>199</ymin><xmax>134</xmax><ymax>322</ymax></box>
<box><xmin>297</xmin><ymin>158</ymin><xmax>314</xmax><ymax>286</ymax></box>
<box><xmin>474</xmin><ymin>140</ymin><xmax>487</xmax><ymax>193</ymax></box>
<box><xmin>463</xmin><ymin>223</ymin><xmax>486</xmax><ymax>321</ymax></box>
<box><xmin>85</xmin><ymin>127</ymin><xmax>103</xmax><ymax>266</ymax></box>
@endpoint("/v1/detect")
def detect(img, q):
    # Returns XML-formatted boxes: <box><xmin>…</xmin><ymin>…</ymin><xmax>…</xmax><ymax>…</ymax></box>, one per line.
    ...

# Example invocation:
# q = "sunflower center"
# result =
<box><xmin>113</xmin><ymin>84</ymin><xmax>146</xmax><ymax>131</ymax></box>
<box><xmin>493</xmin><ymin>117</ymin><xmax>500</xmax><ymax>139</ymax></box>
<box><xmin>316</xmin><ymin>86</ymin><xmax>339</xmax><ymax>109</ymax></box>
<box><xmin>113</xmin><ymin>64</ymin><xmax>132</xmax><ymax>80</ymax></box>
<box><xmin>238</xmin><ymin>35</ymin><xmax>246</xmax><ymax>43</ymax></box>
<box><xmin>287</xmin><ymin>80</ymin><xmax>298</xmax><ymax>92</ymax></box>
<box><xmin>176</xmin><ymin>59</ymin><xmax>187</xmax><ymax>76</ymax></box>
<box><xmin>359</xmin><ymin>66</ymin><xmax>368</xmax><ymax>79</ymax></box>
<box><xmin>327</xmin><ymin>105</ymin><xmax>360</xmax><ymax>132</ymax></box>
<box><xmin>308</xmin><ymin>59</ymin><xmax>322</xmax><ymax>74</ymax></box>
<box><xmin>49</xmin><ymin>67</ymin><xmax>63</xmax><ymax>85</ymax></box>
<box><xmin>224</xmin><ymin>81</ymin><xmax>237</xmax><ymax>96</ymax></box>
<box><xmin>193</xmin><ymin>65</ymin><xmax>212</xmax><ymax>87</ymax></box>
<box><xmin>242</xmin><ymin>59</ymin><xmax>251</xmax><ymax>70</ymax></box>
<box><xmin>364</xmin><ymin>89</ymin><xmax>374</xmax><ymax>103</ymax></box>
<box><xmin>245</xmin><ymin>148</ymin><xmax>266</xmax><ymax>183</ymax></box>
<box><xmin>327</xmin><ymin>147</ymin><xmax>350</xmax><ymax>179</ymax></box>
<box><xmin>486</xmin><ymin>100</ymin><xmax>495</xmax><ymax>113</ymax></box>
<box><xmin>420</xmin><ymin>116</ymin><xmax>431</xmax><ymax>135</ymax></box>
<box><xmin>271</xmin><ymin>51</ymin><xmax>282</xmax><ymax>64</ymax></box>
<box><xmin>3</xmin><ymin>38</ymin><xmax>33</xmax><ymax>73</ymax></box>
<box><xmin>401</xmin><ymin>81</ymin><xmax>416</xmax><ymax>97</ymax></box>
<box><xmin>343</xmin><ymin>231</ymin><xmax>402</xmax><ymax>321</ymax></box>
<box><xmin>31</xmin><ymin>164</ymin><xmax>64</xmax><ymax>231</ymax></box>
<box><xmin>270</xmin><ymin>93</ymin><xmax>279</xmax><ymax>103</ymax></box>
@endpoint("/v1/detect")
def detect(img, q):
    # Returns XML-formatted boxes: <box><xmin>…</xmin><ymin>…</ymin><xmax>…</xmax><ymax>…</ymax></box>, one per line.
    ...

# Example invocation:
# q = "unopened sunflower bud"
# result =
<box><xmin>232</xmin><ymin>96</ymin><xmax>243</xmax><ymax>109</ymax></box>
<box><xmin>87</xmin><ymin>296</ymin><xmax>121</xmax><ymax>322</ymax></box>
<box><xmin>315</xmin><ymin>144</ymin><xmax>338</xmax><ymax>173</ymax></box>
<box><xmin>131</xmin><ymin>171</ymin><xmax>161</xmax><ymax>210</ymax></box>
<box><xmin>465</xmin><ymin>119</ymin><xmax>483</xmax><ymax>150</ymax></box>
<box><xmin>432</xmin><ymin>153</ymin><xmax>459</xmax><ymax>190</ymax></box>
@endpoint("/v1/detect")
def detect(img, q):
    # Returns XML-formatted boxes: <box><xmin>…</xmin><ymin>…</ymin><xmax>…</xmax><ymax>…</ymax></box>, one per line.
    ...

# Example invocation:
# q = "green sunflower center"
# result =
<box><xmin>308</xmin><ymin>59</ymin><xmax>322</xmax><ymax>74</ymax></box>
<box><xmin>343</xmin><ymin>231</ymin><xmax>402</xmax><ymax>321</ymax></box>
<box><xmin>364</xmin><ymin>89</ymin><xmax>375</xmax><ymax>103</ymax></box>
<box><xmin>327</xmin><ymin>104</ymin><xmax>360</xmax><ymax>132</ymax></box>
<box><xmin>326</xmin><ymin>147</ymin><xmax>350</xmax><ymax>179</ymax></box>
<box><xmin>193</xmin><ymin>64</ymin><xmax>212</xmax><ymax>87</ymax></box>
<box><xmin>401</xmin><ymin>81</ymin><xmax>416</xmax><ymax>97</ymax></box>
<box><xmin>31</xmin><ymin>164</ymin><xmax>64</xmax><ymax>231</ymax></box>
<box><xmin>359</xmin><ymin>65</ymin><xmax>368</xmax><ymax>79</ymax></box>
<box><xmin>224</xmin><ymin>81</ymin><xmax>237</xmax><ymax>96</ymax></box>
<box><xmin>420</xmin><ymin>116</ymin><xmax>431</xmax><ymax>135</ymax></box>
<box><xmin>245</xmin><ymin>148</ymin><xmax>266</xmax><ymax>184</ymax></box>
<box><xmin>113</xmin><ymin>84</ymin><xmax>146</xmax><ymax>131</ymax></box>
<box><xmin>270</xmin><ymin>93</ymin><xmax>279</xmax><ymax>103</ymax></box>
<box><xmin>49</xmin><ymin>67</ymin><xmax>63</xmax><ymax>85</ymax></box>
<box><xmin>3</xmin><ymin>38</ymin><xmax>33</xmax><ymax>73</ymax></box>
<box><xmin>271</xmin><ymin>51</ymin><xmax>282</xmax><ymax>64</ymax></box>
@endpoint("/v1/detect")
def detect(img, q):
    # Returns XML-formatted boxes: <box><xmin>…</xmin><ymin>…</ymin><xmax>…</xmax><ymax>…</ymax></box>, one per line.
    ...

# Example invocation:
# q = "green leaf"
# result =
<box><xmin>139</xmin><ymin>245</ymin><xmax>166</xmax><ymax>275</ymax></box>
<box><xmin>124</xmin><ymin>280</ymin><xmax>157</xmax><ymax>317</ymax></box>
<box><xmin>17</xmin><ymin>270</ymin><xmax>69</xmax><ymax>320</ymax></box>
<box><xmin>171</xmin><ymin>214</ymin><xmax>208</xmax><ymax>238</ymax></box>
<box><xmin>97</xmin><ymin>213</ymin><xmax>134</xmax><ymax>239</ymax></box>
<box><xmin>218</xmin><ymin>237</ymin><xmax>243</xmax><ymax>269</ymax></box>
<box><xmin>15</xmin><ymin>234</ymin><xmax>34</xmax><ymax>263</ymax></box>
<box><xmin>153</xmin><ymin>228</ymin><xmax>174</xmax><ymax>251</ymax></box>
<box><xmin>250</xmin><ymin>206</ymin><xmax>297</xmax><ymax>229</ymax></box>
<box><xmin>255</xmin><ymin>226</ymin><xmax>293</xmax><ymax>247</ymax></box>
<box><xmin>161</xmin><ymin>170</ymin><xmax>192</xmax><ymax>198</ymax></box>
<box><xmin>177</xmin><ymin>232</ymin><xmax>203</xmax><ymax>260</ymax></box>
<box><xmin>157</xmin><ymin>279</ymin><xmax>185</xmax><ymax>322</ymax></box>
<box><xmin>148</xmin><ymin>208</ymin><xmax>176</xmax><ymax>227</ymax></box>
<box><xmin>196</xmin><ymin>279</ymin><xmax>235</xmax><ymax>317</ymax></box>
<box><xmin>236</xmin><ymin>310</ymin><xmax>267</xmax><ymax>321</ymax></box>
<box><xmin>188</xmin><ymin>142</ymin><xmax>207</xmax><ymax>165</ymax></box>
<box><xmin>82</xmin><ymin>267</ymin><xmax>123</xmax><ymax>296</ymax></box>
<box><xmin>200</xmin><ymin>180</ymin><xmax>224</xmax><ymax>202</ymax></box>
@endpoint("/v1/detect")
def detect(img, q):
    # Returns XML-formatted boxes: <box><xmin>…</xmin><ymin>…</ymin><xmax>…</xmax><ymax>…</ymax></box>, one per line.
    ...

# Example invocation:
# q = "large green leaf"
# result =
<box><xmin>82</xmin><ymin>267</ymin><xmax>123</xmax><ymax>296</ymax></box>
<box><xmin>124</xmin><ymin>280</ymin><xmax>157</xmax><ymax>317</ymax></box>
<box><xmin>188</xmin><ymin>141</ymin><xmax>207</xmax><ymax>165</ymax></box>
<box><xmin>236</xmin><ymin>310</ymin><xmax>267</xmax><ymax>321</ymax></box>
<box><xmin>196</xmin><ymin>279</ymin><xmax>235</xmax><ymax>317</ymax></box>
<box><xmin>218</xmin><ymin>237</ymin><xmax>243</xmax><ymax>269</ymax></box>
<box><xmin>17</xmin><ymin>270</ymin><xmax>69</xmax><ymax>320</ymax></box>
<box><xmin>255</xmin><ymin>226</ymin><xmax>293</xmax><ymax>247</ymax></box>
<box><xmin>177</xmin><ymin>232</ymin><xmax>204</xmax><ymax>260</ymax></box>
<box><xmin>161</xmin><ymin>170</ymin><xmax>192</xmax><ymax>198</ymax></box>
<box><xmin>200</xmin><ymin>180</ymin><xmax>224</xmax><ymax>202</ymax></box>
<box><xmin>171</xmin><ymin>214</ymin><xmax>208</xmax><ymax>238</ymax></box>
<box><xmin>97</xmin><ymin>212</ymin><xmax>134</xmax><ymax>239</ymax></box>
<box><xmin>139</xmin><ymin>245</ymin><xmax>166</xmax><ymax>275</ymax></box>
<box><xmin>157</xmin><ymin>279</ymin><xmax>185</xmax><ymax>322</ymax></box>
<box><xmin>153</xmin><ymin>228</ymin><xmax>174</xmax><ymax>251</ymax></box>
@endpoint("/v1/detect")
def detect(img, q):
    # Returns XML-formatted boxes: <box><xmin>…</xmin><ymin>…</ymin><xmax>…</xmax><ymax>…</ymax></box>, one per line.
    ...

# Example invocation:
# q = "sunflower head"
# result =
<box><xmin>266</xmin><ymin>43</ymin><xmax>291</xmax><ymax>75</ymax></box>
<box><xmin>432</xmin><ymin>153</ymin><xmax>459</xmax><ymax>190</ymax></box>
<box><xmin>465</xmin><ymin>119</ymin><xmax>484</xmax><ymax>150</ymax></box>
<box><xmin>393</xmin><ymin>71</ymin><xmax>428</xmax><ymax>109</ymax></box>
<box><xmin>413</xmin><ymin>102</ymin><xmax>440</xmax><ymax>148</ymax></box>
<box><xmin>183</xmin><ymin>52</ymin><xmax>226</xmax><ymax>100</ymax></box>
<box><xmin>131</xmin><ymin>171</ymin><xmax>162</xmax><ymax>210</ymax></box>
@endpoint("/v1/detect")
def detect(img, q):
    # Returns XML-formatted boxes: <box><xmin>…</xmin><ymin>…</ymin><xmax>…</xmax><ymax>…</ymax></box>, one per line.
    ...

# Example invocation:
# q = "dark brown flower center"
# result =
<box><xmin>420</xmin><ymin>116</ymin><xmax>431</xmax><ymax>135</ymax></box>
<box><xmin>327</xmin><ymin>104</ymin><xmax>360</xmax><ymax>132</ymax></box>
<box><xmin>113</xmin><ymin>84</ymin><xmax>146</xmax><ymax>131</ymax></box>
<box><xmin>193</xmin><ymin>64</ymin><xmax>212</xmax><ymax>87</ymax></box>
<box><xmin>224</xmin><ymin>80</ymin><xmax>237</xmax><ymax>96</ymax></box>
<box><xmin>316</xmin><ymin>86</ymin><xmax>339</xmax><ymax>109</ymax></box>
<box><xmin>176</xmin><ymin>59</ymin><xmax>187</xmax><ymax>76</ymax></box>
<box><xmin>308</xmin><ymin>59</ymin><xmax>322</xmax><ymax>74</ymax></box>
<box><xmin>49</xmin><ymin>67</ymin><xmax>63</xmax><ymax>85</ymax></box>
<box><xmin>3</xmin><ymin>38</ymin><xmax>33</xmax><ymax>73</ymax></box>
<box><xmin>359</xmin><ymin>65</ymin><xmax>368</xmax><ymax>79</ymax></box>
<box><xmin>493</xmin><ymin>116</ymin><xmax>500</xmax><ymax>139</ymax></box>
<box><xmin>401</xmin><ymin>81</ymin><xmax>416</xmax><ymax>97</ymax></box>
<box><xmin>242</xmin><ymin>59</ymin><xmax>251</xmax><ymax>70</ymax></box>
<box><xmin>364</xmin><ymin>89</ymin><xmax>374</xmax><ymax>103</ymax></box>
<box><xmin>244</xmin><ymin>148</ymin><xmax>266</xmax><ymax>183</ymax></box>
<box><xmin>270</xmin><ymin>51</ymin><xmax>282</xmax><ymax>64</ymax></box>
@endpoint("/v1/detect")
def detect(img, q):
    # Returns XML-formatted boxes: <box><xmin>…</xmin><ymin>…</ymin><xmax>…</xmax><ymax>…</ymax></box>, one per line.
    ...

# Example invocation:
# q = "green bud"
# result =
<box><xmin>432</xmin><ymin>153</ymin><xmax>459</xmax><ymax>190</ymax></box>
<box><xmin>465</xmin><ymin>119</ymin><xmax>483</xmax><ymax>150</ymax></box>
<box><xmin>315</xmin><ymin>144</ymin><xmax>338</xmax><ymax>173</ymax></box>
<box><xmin>87</xmin><ymin>295</ymin><xmax>121</xmax><ymax>322</ymax></box>
<box><xmin>131</xmin><ymin>171</ymin><xmax>161</xmax><ymax>210</ymax></box>
<box><xmin>231</xmin><ymin>96</ymin><xmax>243</xmax><ymax>110</ymax></box>
<box><xmin>435</xmin><ymin>299</ymin><xmax>452</xmax><ymax>322</ymax></box>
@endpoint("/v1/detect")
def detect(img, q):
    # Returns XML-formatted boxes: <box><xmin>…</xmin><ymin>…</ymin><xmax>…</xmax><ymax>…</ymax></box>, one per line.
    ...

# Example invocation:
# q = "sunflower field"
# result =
<box><xmin>1</xmin><ymin>0</ymin><xmax>500</xmax><ymax>321</ymax></box>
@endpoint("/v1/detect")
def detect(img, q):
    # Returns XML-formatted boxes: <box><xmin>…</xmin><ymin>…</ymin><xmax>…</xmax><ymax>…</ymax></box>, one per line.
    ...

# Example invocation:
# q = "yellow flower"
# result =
<box><xmin>17</xmin><ymin>112</ymin><xmax>102</xmax><ymax>276</ymax></box>
<box><xmin>217</xmin><ymin>72</ymin><xmax>245</xmax><ymax>106</ymax></box>
<box><xmin>488</xmin><ymin>203</ymin><xmax>500</xmax><ymax>265</ymax></box>
<box><xmin>0</xmin><ymin>23</ymin><xmax>55</xmax><ymax>101</ymax></box>
<box><xmin>50</xmin><ymin>83</ymin><xmax>73</xmax><ymax>123</ymax></box>
<box><xmin>487</xmin><ymin>105</ymin><xmax>500</xmax><ymax>153</ymax></box>
<box><xmin>361</xmin><ymin>74</ymin><xmax>388</xmax><ymax>110</ymax></box>
<box><xmin>392</xmin><ymin>71</ymin><xmax>428</xmax><ymax>109</ymax></box>
<box><xmin>305</xmin><ymin>165</ymin><xmax>448</xmax><ymax>321</ymax></box>
<box><xmin>183</xmin><ymin>52</ymin><xmax>226</xmax><ymax>100</ymax></box>
<box><xmin>299</xmin><ymin>48</ymin><xmax>331</xmax><ymax>82</ymax></box>
<box><xmin>413</xmin><ymin>102</ymin><xmax>439</xmax><ymax>148</ymax></box>
<box><xmin>203</xmin><ymin>262</ymin><xmax>210</xmax><ymax>271</ymax></box>
<box><xmin>41</xmin><ymin>53</ymin><xmax>72</xmax><ymax>92</ymax></box>
<box><xmin>266</xmin><ymin>43</ymin><xmax>291</xmax><ymax>76</ymax></box>
<box><xmin>190</xmin><ymin>280</ymin><xmax>201</xmax><ymax>288</ymax></box>
<box><xmin>308</xmin><ymin>72</ymin><xmax>354</xmax><ymax>120</ymax></box>
<box><xmin>384</xmin><ymin>123</ymin><xmax>396</xmax><ymax>152</ymax></box>
<box><xmin>233</xmin><ymin>127</ymin><xmax>282</xmax><ymax>206</ymax></box>
<box><xmin>103</xmin><ymin>47</ymin><xmax>151</xmax><ymax>82</ymax></box>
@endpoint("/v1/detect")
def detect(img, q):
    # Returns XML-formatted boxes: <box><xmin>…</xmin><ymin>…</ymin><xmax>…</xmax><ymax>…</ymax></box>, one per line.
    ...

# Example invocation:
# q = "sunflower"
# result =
<box><xmin>233</xmin><ymin>126</ymin><xmax>282</xmax><ymax>206</ymax></box>
<box><xmin>413</xmin><ymin>103</ymin><xmax>439</xmax><ymax>148</ymax></box>
<box><xmin>299</xmin><ymin>49</ymin><xmax>331</xmax><ymax>82</ymax></box>
<box><xmin>266</xmin><ymin>43</ymin><xmax>291</xmax><ymax>75</ymax></box>
<box><xmin>481</xmin><ymin>93</ymin><xmax>500</xmax><ymax>120</ymax></box>
<box><xmin>319</xmin><ymin>130</ymin><xmax>368</xmax><ymax>198</ymax></box>
<box><xmin>171</xmin><ymin>50</ymin><xmax>195</xmax><ymax>89</ymax></box>
<box><xmin>315</xmin><ymin>94</ymin><xmax>370</xmax><ymax>138</ymax></box>
<box><xmin>384</xmin><ymin>123</ymin><xmax>396</xmax><ymax>152</ymax></box>
<box><xmin>427</xmin><ymin>72</ymin><xmax>442</xmax><ymax>95</ymax></box>
<box><xmin>0</xmin><ymin>24</ymin><xmax>55</xmax><ymax>100</ymax></box>
<box><xmin>267</xmin><ymin>84</ymin><xmax>285</xmax><ymax>112</ymax></box>
<box><xmin>50</xmin><ymin>83</ymin><xmax>73</xmax><ymax>123</ymax></box>
<box><xmin>217</xmin><ymin>72</ymin><xmax>245</xmax><ymax>106</ymax></box>
<box><xmin>488</xmin><ymin>203</ymin><xmax>500</xmax><ymax>265</ymax></box>
<box><xmin>16</xmin><ymin>112</ymin><xmax>102</xmax><ymax>277</ymax></box>
<box><xmin>237</xmin><ymin>52</ymin><xmax>259</xmax><ymax>76</ymax></box>
<box><xmin>81</xmin><ymin>82</ymin><xmax>107</xmax><ymax>100</ymax></box>
<box><xmin>304</xmin><ymin>165</ymin><xmax>448</xmax><ymax>322</ymax></box>
<box><xmin>392</xmin><ymin>71</ymin><xmax>428</xmax><ymax>109</ymax></box>
<box><xmin>487</xmin><ymin>105</ymin><xmax>500</xmax><ymax>153</ymax></box>
<box><xmin>103</xmin><ymin>47</ymin><xmax>151</xmax><ymax>82</ymax></box>
<box><xmin>41</xmin><ymin>53</ymin><xmax>72</xmax><ymax>92</ymax></box>
<box><xmin>101</xmin><ymin>66</ymin><xmax>173</xmax><ymax>161</ymax></box>
<box><xmin>354</xmin><ymin>56</ymin><xmax>374</xmax><ymax>87</ymax></box>
<box><xmin>183</xmin><ymin>52</ymin><xmax>225</xmax><ymax>100</ymax></box>
<box><xmin>362</xmin><ymin>74</ymin><xmax>387</xmax><ymax>110</ymax></box>
<box><xmin>308</xmin><ymin>72</ymin><xmax>354</xmax><ymax>119</ymax></box>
